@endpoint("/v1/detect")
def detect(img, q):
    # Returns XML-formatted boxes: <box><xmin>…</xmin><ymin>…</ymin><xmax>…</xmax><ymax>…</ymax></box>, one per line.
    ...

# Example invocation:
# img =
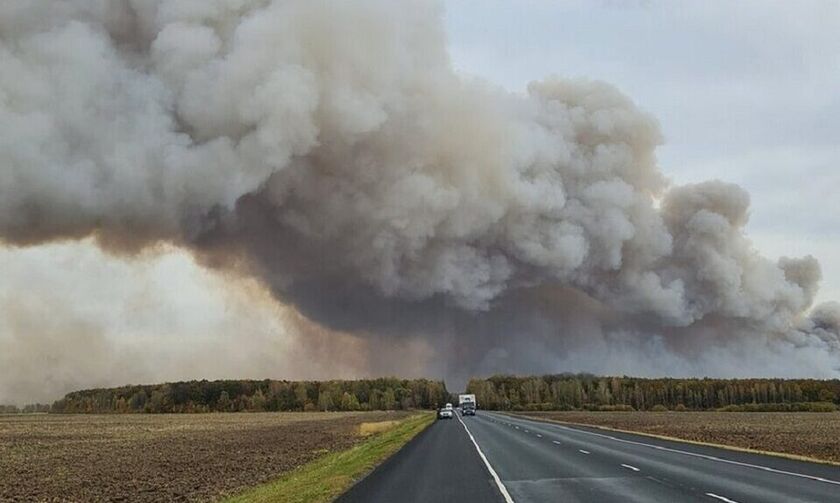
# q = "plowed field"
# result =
<box><xmin>0</xmin><ymin>411</ymin><xmax>410</xmax><ymax>502</ymax></box>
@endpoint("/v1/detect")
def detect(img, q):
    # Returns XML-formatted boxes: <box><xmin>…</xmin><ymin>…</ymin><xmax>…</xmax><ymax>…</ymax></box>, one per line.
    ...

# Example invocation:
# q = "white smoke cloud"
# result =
<box><xmin>0</xmin><ymin>0</ymin><xmax>837</xmax><ymax>399</ymax></box>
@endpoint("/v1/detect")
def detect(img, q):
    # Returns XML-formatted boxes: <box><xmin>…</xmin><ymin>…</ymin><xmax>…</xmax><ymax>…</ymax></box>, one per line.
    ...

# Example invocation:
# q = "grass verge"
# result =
<box><xmin>225</xmin><ymin>412</ymin><xmax>435</xmax><ymax>503</ymax></box>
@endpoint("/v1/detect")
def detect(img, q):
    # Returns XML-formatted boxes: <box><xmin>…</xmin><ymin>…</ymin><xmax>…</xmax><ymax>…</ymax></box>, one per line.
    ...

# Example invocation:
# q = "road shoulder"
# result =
<box><xmin>225</xmin><ymin>412</ymin><xmax>434</xmax><ymax>503</ymax></box>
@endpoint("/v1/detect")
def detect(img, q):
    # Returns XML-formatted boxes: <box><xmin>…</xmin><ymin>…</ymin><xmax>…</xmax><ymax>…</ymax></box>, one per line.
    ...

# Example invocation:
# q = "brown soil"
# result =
<box><xmin>0</xmin><ymin>411</ymin><xmax>411</xmax><ymax>502</ymax></box>
<box><xmin>516</xmin><ymin>411</ymin><xmax>840</xmax><ymax>463</ymax></box>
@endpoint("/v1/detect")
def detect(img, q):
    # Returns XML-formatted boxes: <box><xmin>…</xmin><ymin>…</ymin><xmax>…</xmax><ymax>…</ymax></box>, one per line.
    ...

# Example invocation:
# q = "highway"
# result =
<box><xmin>339</xmin><ymin>410</ymin><xmax>840</xmax><ymax>503</ymax></box>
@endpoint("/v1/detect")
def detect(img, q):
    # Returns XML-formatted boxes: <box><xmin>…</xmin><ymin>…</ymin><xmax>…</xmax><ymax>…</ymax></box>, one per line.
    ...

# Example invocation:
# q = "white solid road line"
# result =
<box><xmin>579</xmin><ymin>449</ymin><xmax>591</xmax><ymax>454</ymax></box>
<box><xmin>705</xmin><ymin>493</ymin><xmax>739</xmax><ymax>503</ymax></box>
<box><xmin>490</xmin><ymin>413</ymin><xmax>840</xmax><ymax>487</ymax></box>
<box><xmin>621</xmin><ymin>464</ymin><xmax>640</xmax><ymax>472</ymax></box>
<box><xmin>457</xmin><ymin>414</ymin><xmax>515</xmax><ymax>503</ymax></box>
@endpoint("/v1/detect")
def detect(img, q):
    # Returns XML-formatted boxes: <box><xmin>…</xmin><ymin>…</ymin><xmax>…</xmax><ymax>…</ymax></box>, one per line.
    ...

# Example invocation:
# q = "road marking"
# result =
<box><xmin>706</xmin><ymin>493</ymin><xmax>739</xmax><ymax>503</ymax></box>
<box><xmin>579</xmin><ymin>449</ymin><xmax>591</xmax><ymax>454</ymax></box>
<box><xmin>490</xmin><ymin>413</ymin><xmax>840</xmax><ymax>487</ymax></box>
<box><xmin>456</xmin><ymin>414</ymin><xmax>515</xmax><ymax>503</ymax></box>
<box><xmin>524</xmin><ymin>430</ymin><xmax>530</xmax><ymax>433</ymax></box>
<box><xmin>536</xmin><ymin>434</ymin><xmax>543</xmax><ymax>438</ymax></box>
<box><xmin>515</xmin><ymin>426</ymin><xmax>519</xmax><ymax>429</ymax></box>
<box><xmin>552</xmin><ymin>440</ymin><xmax>562</xmax><ymax>445</ymax></box>
<box><xmin>621</xmin><ymin>464</ymin><xmax>640</xmax><ymax>472</ymax></box>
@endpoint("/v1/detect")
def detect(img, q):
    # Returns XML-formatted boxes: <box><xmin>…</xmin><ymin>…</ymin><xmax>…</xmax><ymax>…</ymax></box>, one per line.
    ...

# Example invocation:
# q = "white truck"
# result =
<box><xmin>458</xmin><ymin>394</ymin><xmax>476</xmax><ymax>416</ymax></box>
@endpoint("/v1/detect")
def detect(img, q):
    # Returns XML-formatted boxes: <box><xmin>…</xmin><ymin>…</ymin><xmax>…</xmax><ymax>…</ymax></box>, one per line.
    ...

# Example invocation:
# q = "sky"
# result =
<box><xmin>1</xmin><ymin>1</ymin><xmax>838</xmax><ymax>404</ymax></box>
<box><xmin>444</xmin><ymin>0</ymin><xmax>840</xmax><ymax>304</ymax></box>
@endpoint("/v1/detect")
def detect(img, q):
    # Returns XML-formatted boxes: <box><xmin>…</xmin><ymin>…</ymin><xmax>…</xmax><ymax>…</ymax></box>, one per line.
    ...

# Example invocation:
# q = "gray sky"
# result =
<box><xmin>444</xmin><ymin>0</ymin><xmax>840</xmax><ymax>303</ymax></box>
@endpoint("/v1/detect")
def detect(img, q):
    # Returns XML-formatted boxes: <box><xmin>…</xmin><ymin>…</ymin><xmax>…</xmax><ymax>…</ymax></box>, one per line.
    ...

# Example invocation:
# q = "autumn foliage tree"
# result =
<box><xmin>466</xmin><ymin>375</ymin><xmax>840</xmax><ymax>412</ymax></box>
<box><xmin>51</xmin><ymin>378</ymin><xmax>450</xmax><ymax>414</ymax></box>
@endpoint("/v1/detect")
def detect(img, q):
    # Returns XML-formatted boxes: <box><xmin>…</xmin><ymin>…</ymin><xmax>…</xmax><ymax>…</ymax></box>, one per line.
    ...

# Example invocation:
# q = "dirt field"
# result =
<box><xmin>0</xmin><ymin>411</ymin><xmax>411</xmax><ymax>502</ymax></box>
<box><xmin>517</xmin><ymin>411</ymin><xmax>840</xmax><ymax>463</ymax></box>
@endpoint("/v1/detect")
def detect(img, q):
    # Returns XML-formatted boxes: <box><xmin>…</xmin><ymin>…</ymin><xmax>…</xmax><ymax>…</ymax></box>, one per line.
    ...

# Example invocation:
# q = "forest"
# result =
<box><xmin>50</xmin><ymin>378</ymin><xmax>450</xmax><ymax>413</ymax></box>
<box><xmin>466</xmin><ymin>374</ymin><xmax>840</xmax><ymax>411</ymax></box>
<box><xmin>9</xmin><ymin>374</ymin><xmax>840</xmax><ymax>414</ymax></box>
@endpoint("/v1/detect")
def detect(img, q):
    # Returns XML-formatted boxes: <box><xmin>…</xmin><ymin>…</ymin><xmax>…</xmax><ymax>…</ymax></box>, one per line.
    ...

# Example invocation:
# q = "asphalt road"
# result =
<box><xmin>337</xmin><ymin>413</ymin><xmax>504</xmax><ymax>503</ymax></box>
<box><xmin>339</xmin><ymin>410</ymin><xmax>840</xmax><ymax>503</ymax></box>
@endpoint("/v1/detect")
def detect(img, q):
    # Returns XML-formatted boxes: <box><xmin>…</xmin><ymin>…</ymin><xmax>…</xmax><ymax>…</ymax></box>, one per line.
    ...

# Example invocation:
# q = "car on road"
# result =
<box><xmin>438</xmin><ymin>407</ymin><xmax>453</xmax><ymax>419</ymax></box>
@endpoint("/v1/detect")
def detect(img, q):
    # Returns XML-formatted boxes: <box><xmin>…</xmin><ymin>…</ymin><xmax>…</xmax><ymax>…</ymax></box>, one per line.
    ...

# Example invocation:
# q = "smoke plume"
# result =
<box><xmin>1</xmin><ymin>0</ymin><xmax>838</xmax><ymax>397</ymax></box>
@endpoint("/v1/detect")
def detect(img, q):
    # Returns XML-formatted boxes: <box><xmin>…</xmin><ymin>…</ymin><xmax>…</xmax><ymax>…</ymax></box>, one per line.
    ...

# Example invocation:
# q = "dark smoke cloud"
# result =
<box><xmin>1</xmin><ymin>0</ymin><xmax>838</xmax><ymax>394</ymax></box>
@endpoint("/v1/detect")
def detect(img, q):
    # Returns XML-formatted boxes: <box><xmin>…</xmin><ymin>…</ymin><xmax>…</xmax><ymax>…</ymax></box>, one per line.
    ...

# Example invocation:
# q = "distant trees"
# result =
<box><xmin>382</xmin><ymin>389</ymin><xmax>396</xmax><ymax>410</ymax></box>
<box><xmin>466</xmin><ymin>375</ymin><xmax>840</xmax><ymax>412</ymax></box>
<box><xmin>251</xmin><ymin>389</ymin><xmax>267</xmax><ymax>411</ymax></box>
<box><xmin>43</xmin><ymin>374</ymin><xmax>840</xmax><ymax>414</ymax></box>
<box><xmin>0</xmin><ymin>403</ymin><xmax>51</xmax><ymax>414</ymax></box>
<box><xmin>51</xmin><ymin>378</ymin><xmax>450</xmax><ymax>414</ymax></box>
<box><xmin>216</xmin><ymin>391</ymin><xmax>232</xmax><ymax>412</ymax></box>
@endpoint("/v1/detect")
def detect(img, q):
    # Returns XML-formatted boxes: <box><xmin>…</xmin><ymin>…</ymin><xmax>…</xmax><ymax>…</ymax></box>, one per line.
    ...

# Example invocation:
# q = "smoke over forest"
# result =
<box><xmin>1</xmin><ymin>0</ymin><xmax>838</xmax><ymax>403</ymax></box>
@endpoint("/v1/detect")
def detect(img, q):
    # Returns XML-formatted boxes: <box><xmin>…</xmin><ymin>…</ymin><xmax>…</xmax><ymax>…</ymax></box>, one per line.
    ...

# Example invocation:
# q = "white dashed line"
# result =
<box><xmin>536</xmin><ymin>434</ymin><xmax>543</xmax><ymax>438</ymax></box>
<box><xmin>456</xmin><ymin>414</ymin><xmax>515</xmax><ymax>503</ymax></box>
<box><xmin>493</xmin><ymin>413</ymin><xmax>840</xmax><ymax>487</ymax></box>
<box><xmin>524</xmin><ymin>430</ymin><xmax>530</xmax><ymax>433</ymax></box>
<box><xmin>552</xmin><ymin>440</ymin><xmax>562</xmax><ymax>445</ymax></box>
<box><xmin>706</xmin><ymin>493</ymin><xmax>739</xmax><ymax>503</ymax></box>
<box><xmin>621</xmin><ymin>464</ymin><xmax>640</xmax><ymax>472</ymax></box>
<box><xmin>579</xmin><ymin>449</ymin><xmax>591</xmax><ymax>454</ymax></box>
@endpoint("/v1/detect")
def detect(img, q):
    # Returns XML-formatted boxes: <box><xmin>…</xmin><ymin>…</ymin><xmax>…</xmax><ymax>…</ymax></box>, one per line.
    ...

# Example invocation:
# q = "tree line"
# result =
<box><xmin>0</xmin><ymin>403</ymin><xmax>51</xmax><ymax>414</ymax></box>
<box><xmin>50</xmin><ymin>378</ymin><xmax>451</xmax><ymax>414</ymax></box>
<box><xmin>466</xmin><ymin>374</ymin><xmax>840</xmax><ymax>411</ymax></box>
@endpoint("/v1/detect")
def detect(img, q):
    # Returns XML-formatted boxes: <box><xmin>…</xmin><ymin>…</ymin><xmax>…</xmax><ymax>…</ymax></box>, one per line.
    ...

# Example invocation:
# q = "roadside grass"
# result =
<box><xmin>358</xmin><ymin>420</ymin><xmax>401</xmax><ymax>436</ymax></box>
<box><xmin>225</xmin><ymin>412</ymin><xmax>435</xmax><ymax>503</ymax></box>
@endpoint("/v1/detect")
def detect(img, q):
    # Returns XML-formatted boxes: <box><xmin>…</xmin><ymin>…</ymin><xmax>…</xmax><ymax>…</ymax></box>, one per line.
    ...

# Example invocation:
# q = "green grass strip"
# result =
<box><xmin>225</xmin><ymin>412</ymin><xmax>435</xmax><ymax>503</ymax></box>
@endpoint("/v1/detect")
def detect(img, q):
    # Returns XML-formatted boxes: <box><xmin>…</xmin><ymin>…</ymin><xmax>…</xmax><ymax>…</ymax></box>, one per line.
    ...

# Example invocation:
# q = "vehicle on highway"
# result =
<box><xmin>458</xmin><ymin>394</ymin><xmax>476</xmax><ymax>416</ymax></box>
<box><xmin>445</xmin><ymin>402</ymin><xmax>453</xmax><ymax>410</ymax></box>
<box><xmin>437</xmin><ymin>407</ymin><xmax>453</xmax><ymax>419</ymax></box>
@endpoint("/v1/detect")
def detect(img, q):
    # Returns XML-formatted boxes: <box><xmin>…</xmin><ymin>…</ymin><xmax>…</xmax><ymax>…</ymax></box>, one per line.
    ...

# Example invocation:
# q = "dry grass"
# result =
<box><xmin>0</xmin><ymin>411</ymin><xmax>411</xmax><ymax>502</ymax></box>
<box><xmin>517</xmin><ymin>411</ymin><xmax>840</xmax><ymax>464</ymax></box>
<box><xmin>357</xmin><ymin>420</ymin><xmax>401</xmax><ymax>436</ymax></box>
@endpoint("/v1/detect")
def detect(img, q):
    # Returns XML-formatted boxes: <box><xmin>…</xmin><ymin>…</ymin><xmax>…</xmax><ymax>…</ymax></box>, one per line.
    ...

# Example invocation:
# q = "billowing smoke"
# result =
<box><xmin>1</xmin><ymin>0</ymin><xmax>838</xmax><ymax>397</ymax></box>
